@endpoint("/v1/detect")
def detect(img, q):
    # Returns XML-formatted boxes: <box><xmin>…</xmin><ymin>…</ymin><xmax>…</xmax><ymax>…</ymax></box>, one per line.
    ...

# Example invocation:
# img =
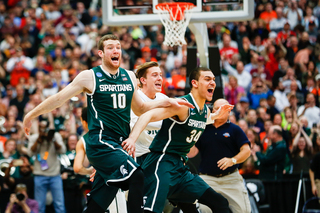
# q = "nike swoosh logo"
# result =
<box><xmin>99</xmin><ymin>79</ymin><xmax>106</xmax><ymax>82</ymax></box>
<box><xmin>191</xmin><ymin>112</ymin><xmax>196</xmax><ymax>115</ymax></box>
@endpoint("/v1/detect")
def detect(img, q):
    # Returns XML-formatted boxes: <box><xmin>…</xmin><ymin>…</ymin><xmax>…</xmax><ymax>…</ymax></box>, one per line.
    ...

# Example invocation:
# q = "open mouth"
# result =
<box><xmin>155</xmin><ymin>83</ymin><xmax>162</xmax><ymax>88</ymax></box>
<box><xmin>111</xmin><ymin>56</ymin><xmax>119</xmax><ymax>63</ymax></box>
<box><xmin>207</xmin><ymin>89</ymin><xmax>214</xmax><ymax>95</ymax></box>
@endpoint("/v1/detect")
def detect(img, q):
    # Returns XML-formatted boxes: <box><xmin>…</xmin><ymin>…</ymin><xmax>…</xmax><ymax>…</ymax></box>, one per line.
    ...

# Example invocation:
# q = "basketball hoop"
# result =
<box><xmin>155</xmin><ymin>2</ymin><xmax>195</xmax><ymax>47</ymax></box>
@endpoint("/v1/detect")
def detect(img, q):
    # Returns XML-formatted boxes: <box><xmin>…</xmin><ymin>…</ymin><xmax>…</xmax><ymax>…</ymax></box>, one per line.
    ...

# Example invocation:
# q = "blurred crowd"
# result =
<box><xmin>1</xmin><ymin>0</ymin><xmax>320</xmax><ymax>212</ymax></box>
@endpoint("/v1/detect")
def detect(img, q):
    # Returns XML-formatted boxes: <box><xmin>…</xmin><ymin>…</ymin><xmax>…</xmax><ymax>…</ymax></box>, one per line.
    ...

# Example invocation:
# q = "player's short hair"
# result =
<box><xmin>136</xmin><ymin>62</ymin><xmax>159</xmax><ymax>88</ymax></box>
<box><xmin>98</xmin><ymin>34</ymin><xmax>120</xmax><ymax>51</ymax></box>
<box><xmin>81</xmin><ymin>107</ymin><xmax>87</xmax><ymax>123</ymax></box>
<box><xmin>189</xmin><ymin>67</ymin><xmax>212</xmax><ymax>89</ymax></box>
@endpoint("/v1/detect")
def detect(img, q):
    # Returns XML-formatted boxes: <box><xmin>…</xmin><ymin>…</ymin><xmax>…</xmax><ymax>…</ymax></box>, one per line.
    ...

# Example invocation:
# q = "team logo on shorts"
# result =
<box><xmin>223</xmin><ymin>132</ymin><xmax>230</xmax><ymax>138</ymax></box>
<box><xmin>120</xmin><ymin>165</ymin><xmax>128</xmax><ymax>176</ymax></box>
<box><xmin>96</xmin><ymin>72</ymin><xmax>102</xmax><ymax>77</ymax></box>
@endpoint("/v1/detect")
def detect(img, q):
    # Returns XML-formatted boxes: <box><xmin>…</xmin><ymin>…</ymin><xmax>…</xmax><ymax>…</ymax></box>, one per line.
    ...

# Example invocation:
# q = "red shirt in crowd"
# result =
<box><xmin>277</xmin><ymin>30</ymin><xmax>296</xmax><ymax>43</ymax></box>
<box><xmin>220</xmin><ymin>47</ymin><xmax>239</xmax><ymax>60</ymax></box>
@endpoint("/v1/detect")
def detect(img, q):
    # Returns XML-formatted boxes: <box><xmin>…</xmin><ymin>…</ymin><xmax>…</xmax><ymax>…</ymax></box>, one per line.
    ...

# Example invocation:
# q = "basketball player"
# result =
<box><xmin>123</xmin><ymin>67</ymin><xmax>234</xmax><ymax>213</ymax></box>
<box><xmin>23</xmin><ymin>34</ymin><xmax>193</xmax><ymax>213</ymax></box>
<box><xmin>130</xmin><ymin>61</ymin><xmax>167</xmax><ymax>164</ymax></box>
<box><xmin>73</xmin><ymin>107</ymin><xmax>127</xmax><ymax>213</ymax></box>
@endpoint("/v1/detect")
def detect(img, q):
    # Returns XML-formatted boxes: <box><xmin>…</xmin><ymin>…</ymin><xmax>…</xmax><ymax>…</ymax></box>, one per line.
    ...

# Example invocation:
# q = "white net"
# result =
<box><xmin>156</xmin><ymin>3</ymin><xmax>195</xmax><ymax>47</ymax></box>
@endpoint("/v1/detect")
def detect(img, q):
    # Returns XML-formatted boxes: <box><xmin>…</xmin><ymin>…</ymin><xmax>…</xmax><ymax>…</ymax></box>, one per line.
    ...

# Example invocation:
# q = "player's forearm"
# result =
<box><xmin>129</xmin><ymin>113</ymin><xmax>153</xmax><ymax>141</ymax></box>
<box><xmin>136</xmin><ymin>99</ymin><xmax>170</xmax><ymax>116</ymax></box>
<box><xmin>187</xmin><ymin>146</ymin><xmax>199</xmax><ymax>158</ymax></box>
<box><xmin>24</xmin><ymin>94</ymin><xmax>66</xmax><ymax>120</ymax></box>
<box><xmin>77</xmin><ymin>166</ymin><xmax>94</xmax><ymax>175</ymax></box>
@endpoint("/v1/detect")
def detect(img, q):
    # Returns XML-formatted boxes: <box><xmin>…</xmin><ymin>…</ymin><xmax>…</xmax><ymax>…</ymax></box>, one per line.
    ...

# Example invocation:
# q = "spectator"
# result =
<box><xmin>222</xmin><ymin>58</ymin><xmax>252</xmax><ymax>91</ymax></box>
<box><xmin>6</xmin><ymin>47</ymin><xmax>34</xmax><ymax>87</ymax></box>
<box><xmin>294</xmin><ymin>45</ymin><xmax>314</xmax><ymax>72</ymax></box>
<box><xmin>281</xmin><ymin>67</ymin><xmax>302</xmax><ymax>94</ymax></box>
<box><xmin>306</xmin><ymin>21</ymin><xmax>318</xmax><ymax>45</ymax></box>
<box><xmin>4</xmin><ymin>156</ymin><xmax>34</xmax><ymax>199</ymax></box>
<box><xmin>286</xmin><ymin>36</ymin><xmax>299</xmax><ymax>67</ymax></box>
<box><xmin>272</xmin><ymin>57</ymin><xmax>290</xmax><ymax>89</ymax></box>
<box><xmin>259</xmin><ymin>3</ymin><xmax>277</xmax><ymax>30</ymax></box>
<box><xmin>19</xmin><ymin>7</ymin><xmax>41</xmax><ymax>31</ymax></box>
<box><xmin>297</xmin><ymin>93</ymin><xmax>320</xmax><ymax>129</ymax></box>
<box><xmin>0</xmin><ymin>138</ymin><xmax>20</xmax><ymax>179</ymax></box>
<box><xmin>246</xmin><ymin>128</ymin><xmax>262</xmax><ymax>151</ymax></box>
<box><xmin>250</xmin><ymin>56</ymin><xmax>272</xmax><ymax>87</ymax></box>
<box><xmin>30</xmin><ymin>55</ymin><xmax>50</xmax><ymax>77</ymax></box>
<box><xmin>244</xmin><ymin>52</ymin><xmax>259</xmax><ymax>73</ymax></box>
<box><xmin>75</xmin><ymin>2</ymin><xmax>92</xmax><ymax>26</ymax></box>
<box><xmin>252</xmin><ymin>125</ymin><xmax>287</xmax><ymax>180</ymax></box>
<box><xmin>5</xmin><ymin>183</ymin><xmax>38</xmax><ymax>213</ymax></box>
<box><xmin>246</xmin><ymin>109</ymin><xmax>264</xmax><ymax>134</ymax></box>
<box><xmin>283</xmin><ymin>0</ymin><xmax>303</xmax><ymax>29</ymax></box>
<box><xmin>273</xmin><ymin>81</ymin><xmax>290</xmax><ymax>112</ymax></box>
<box><xmin>302</xmin><ymin>61</ymin><xmax>318</xmax><ymax>89</ymax></box>
<box><xmin>248</xmin><ymin>80</ymin><xmax>272</xmax><ymax>110</ymax></box>
<box><xmin>27</xmin><ymin>116</ymin><xmax>66</xmax><ymax>213</ymax></box>
<box><xmin>260</xmin><ymin>119</ymin><xmax>273</xmax><ymax>152</ymax></box>
<box><xmin>235</xmin><ymin>97</ymin><xmax>250</xmax><ymax>120</ymax></box>
<box><xmin>291</xmin><ymin>126</ymin><xmax>313</xmax><ymax>174</ymax></box>
<box><xmin>250</xmin><ymin>35</ymin><xmax>265</xmax><ymax>54</ymax></box>
<box><xmin>290</xmin><ymin>80</ymin><xmax>304</xmax><ymax>105</ymax></box>
<box><xmin>302</xmin><ymin>6</ymin><xmax>319</xmax><ymax>31</ymax></box>
<box><xmin>239</xmin><ymin>37</ymin><xmax>251</xmax><ymax>65</ymax></box>
<box><xmin>55</xmin><ymin>12</ymin><xmax>84</xmax><ymax>37</ymax></box>
<box><xmin>231</xmin><ymin>22</ymin><xmax>249</xmax><ymax>51</ymax></box>
<box><xmin>253</xmin><ymin>19</ymin><xmax>269</xmax><ymax>41</ymax></box>
<box><xmin>270</xmin><ymin>7</ymin><xmax>288</xmax><ymax>33</ymax></box>
<box><xmin>9</xmin><ymin>84</ymin><xmax>29</xmax><ymax>121</ymax></box>
<box><xmin>219</xmin><ymin>34</ymin><xmax>239</xmax><ymax>60</ymax></box>
<box><xmin>277</xmin><ymin>22</ymin><xmax>296</xmax><ymax>45</ymax></box>
<box><xmin>281</xmin><ymin>107</ymin><xmax>297</xmax><ymax>131</ymax></box>
<box><xmin>298</xmin><ymin>32</ymin><xmax>312</xmax><ymax>50</ymax></box>
<box><xmin>224</xmin><ymin>75</ymin><xmax>245</xmax><ymax>105</ymax></box>
<box><xmin>45</xmin><ymin>2</ymin><xmax>62</xmax><ymax>21</ymax></box>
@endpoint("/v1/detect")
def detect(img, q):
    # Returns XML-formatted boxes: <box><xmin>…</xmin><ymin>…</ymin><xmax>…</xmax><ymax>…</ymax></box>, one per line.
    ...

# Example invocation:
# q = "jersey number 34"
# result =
<box><xmin>186</xmin><ymin>130</ymin><xmax>202</xmax><ymax>143</ymax></box>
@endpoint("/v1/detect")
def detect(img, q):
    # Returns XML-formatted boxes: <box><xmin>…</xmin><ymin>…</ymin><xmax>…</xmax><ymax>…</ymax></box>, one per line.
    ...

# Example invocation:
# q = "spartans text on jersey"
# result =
<box><xmin>188</xmin><ymin>119</ymin><xmax>206</xmax><ymax>129</ymax></box>
<box><xmin>99</xmin><ymin>84</ymin><xmax>133</xmax><ymax>92</ymax></box>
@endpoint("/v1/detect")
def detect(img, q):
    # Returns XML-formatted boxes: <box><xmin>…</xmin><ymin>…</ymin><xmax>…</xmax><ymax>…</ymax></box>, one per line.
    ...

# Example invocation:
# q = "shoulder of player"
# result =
<box><xmin>156</xmin><ymin>92</ymin><xmax>168</xmax><ymax>99</ymax></box>
<box><xmin>73</xmin><ymin>69</ymin><xmax>94</xmax><ymax>82</ymax></box>
<box><xmin>123</xmin><ymin>69</ymin><xmax>138</xmax><ymax>87</ymax></box>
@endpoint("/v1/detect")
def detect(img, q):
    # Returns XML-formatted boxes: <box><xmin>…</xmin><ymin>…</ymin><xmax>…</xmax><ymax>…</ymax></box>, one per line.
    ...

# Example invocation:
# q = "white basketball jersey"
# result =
<box><xmin>130</xmin><ymin>89</ymin><xmax>167</xmax><ymax>157</ymax></box>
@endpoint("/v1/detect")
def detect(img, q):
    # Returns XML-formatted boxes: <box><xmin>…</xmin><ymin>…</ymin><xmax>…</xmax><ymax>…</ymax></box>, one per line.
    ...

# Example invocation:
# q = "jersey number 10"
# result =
<box><xmin>111</xmin><ymin>93</ymin><xmax>126</xmax><ymax>109</ymax></box>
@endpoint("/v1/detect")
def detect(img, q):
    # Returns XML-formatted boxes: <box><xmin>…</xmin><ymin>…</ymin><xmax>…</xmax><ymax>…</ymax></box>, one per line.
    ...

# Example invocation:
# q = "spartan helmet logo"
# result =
<box><xmin>120</xmin><ymin>165</ymin><xmax>128</xmax><ymax>176</ymax></box>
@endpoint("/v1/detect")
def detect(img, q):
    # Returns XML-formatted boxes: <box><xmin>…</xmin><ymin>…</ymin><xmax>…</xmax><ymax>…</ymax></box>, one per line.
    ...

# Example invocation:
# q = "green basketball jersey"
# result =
<box><xmin>86</xmin><ymin>66</ymin><xmax>134</xmax><ymax>144</ymax></box>
<box><xmin>149</xmin><ymin>93</ymin><xmax>208</xmax><ymax>160</ymax></box>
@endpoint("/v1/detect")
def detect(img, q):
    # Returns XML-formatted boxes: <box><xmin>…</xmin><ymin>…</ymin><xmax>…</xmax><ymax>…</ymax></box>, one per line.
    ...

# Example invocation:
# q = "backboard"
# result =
<box><xmin>103</xmin><ymin>0</ymin><xmax>254</xmax><ymax>26</ymax></box>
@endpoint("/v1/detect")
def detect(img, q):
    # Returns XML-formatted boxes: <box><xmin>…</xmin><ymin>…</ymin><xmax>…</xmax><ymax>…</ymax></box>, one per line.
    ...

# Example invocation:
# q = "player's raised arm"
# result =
<box><xmin>128</xmin><ymin>71</ymin><xmax>194</xmax><ymax>116</ymax></box>
<box><xmin>23</xmin><ymin>70</ymin><xmax>94</xmax><ymax>135</ymax></box>
<box><xmin>122</xmin><ymin>103</ymin><xmax>189</xmax><ymax>157</ymax></box>
<box><xmin>206</xmin><ymin>104</ymin><xmax>234</xmax><ymax>124</ymax></box>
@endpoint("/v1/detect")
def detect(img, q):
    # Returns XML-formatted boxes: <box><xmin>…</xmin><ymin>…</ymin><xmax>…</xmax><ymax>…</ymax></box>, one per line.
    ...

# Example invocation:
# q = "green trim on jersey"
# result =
<box><xmin>149</xmin><ymin>93</ymin><xmax>208</xmax><ymax>161</ymax></box>
<box><xmin>86</xmin><ymin>66</ymin><xmax>134</xmax><ymax>145</ymax></box>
